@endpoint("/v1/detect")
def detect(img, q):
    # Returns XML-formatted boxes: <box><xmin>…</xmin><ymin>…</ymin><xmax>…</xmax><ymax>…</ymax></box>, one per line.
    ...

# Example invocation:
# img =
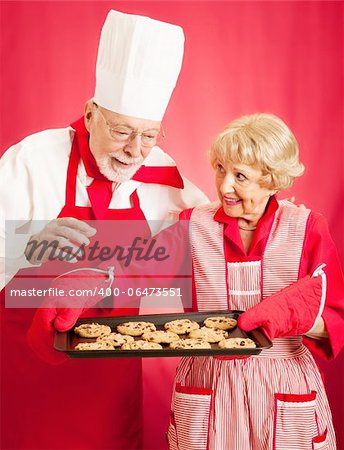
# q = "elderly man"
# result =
<box><xmin>0</xmin><ymin>10</ymin><xmax>207</xmax><ymax>450</ymax></box>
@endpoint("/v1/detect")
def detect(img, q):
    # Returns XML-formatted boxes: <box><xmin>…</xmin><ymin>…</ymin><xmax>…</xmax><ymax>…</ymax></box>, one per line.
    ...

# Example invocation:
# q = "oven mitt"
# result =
<box><xmin>238</xmin><ymin>266</ymin><xmax>326</xmax><ymax>340</ymax></box>
<box><xmin>27</xmin><ymin>267</ymin><xmax>114</xmax><ymax>365</ymax></box>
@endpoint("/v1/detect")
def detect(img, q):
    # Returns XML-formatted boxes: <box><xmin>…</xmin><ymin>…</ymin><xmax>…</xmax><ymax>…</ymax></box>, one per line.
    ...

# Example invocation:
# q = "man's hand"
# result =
<box><xmin>285</xmin><ymin>196</ymin><xmax>306</xmax><ymax>209</ymax></box>
<box><xmin>24</xmin><ymin>217</ymin><xmax>96</xmax><ymax>265</ymax></box>
<box><xmin>27</xmin><ymin>308</ymin><xmax>70</xmax><ymax>365</ymax></box>
<box><xmin>27</xmin><ymin>266</ymin><xmax>114</xmax><ymax>364</ymax></box>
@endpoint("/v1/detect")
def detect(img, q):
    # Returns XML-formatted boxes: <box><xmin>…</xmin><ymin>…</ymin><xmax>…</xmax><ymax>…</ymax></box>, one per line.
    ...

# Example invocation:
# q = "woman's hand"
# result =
<box><xmin>238</xmin><ymin>270</ymin><xmax>326</xmax><ymax>340</ymax></box>
<box><xmin>306</xmin><ymin>317</ymin><xmax>328</xmax><ymax>340</ymax></box>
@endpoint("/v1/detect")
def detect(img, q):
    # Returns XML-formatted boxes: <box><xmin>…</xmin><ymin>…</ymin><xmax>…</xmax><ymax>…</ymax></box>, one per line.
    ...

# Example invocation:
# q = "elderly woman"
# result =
<box><xmin>28</xmin><ymin>113</ymin><xmax>343</xmax><ymax>449</ymax></box>
<box><xmin>167</xmin><ymin>113</ymin><xmax>344</xmax><ymax>450</ymax></box>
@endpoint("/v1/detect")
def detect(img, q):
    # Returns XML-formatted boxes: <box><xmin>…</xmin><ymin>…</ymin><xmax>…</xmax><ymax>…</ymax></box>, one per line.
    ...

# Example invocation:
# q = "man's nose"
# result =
<box><xmin>124</xmin><ymin>134</ymin><xmax>142</xmax><ymax>158</ymax></box>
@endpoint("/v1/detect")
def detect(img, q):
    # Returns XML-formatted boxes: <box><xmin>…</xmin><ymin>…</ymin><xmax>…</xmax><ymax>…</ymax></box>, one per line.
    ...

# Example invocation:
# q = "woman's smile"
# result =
<box><xmin>223</xmin><ymin>195</ymin><xmax>242</xmax><ymax>206</ymax></box>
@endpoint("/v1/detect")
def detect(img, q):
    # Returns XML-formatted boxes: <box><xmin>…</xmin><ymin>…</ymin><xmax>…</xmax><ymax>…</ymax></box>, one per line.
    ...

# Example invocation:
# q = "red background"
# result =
<box><xmin>1</xmin><ymin>1</ymin><xmax>343</xmax><ymax>449</ymax></box>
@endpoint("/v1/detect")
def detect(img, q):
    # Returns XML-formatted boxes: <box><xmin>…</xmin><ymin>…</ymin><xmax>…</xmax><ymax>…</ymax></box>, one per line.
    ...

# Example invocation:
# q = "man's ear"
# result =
<box><xmin>84</xmin><ymin>100</ymin><xmax>94</xmax><ymax>132</ymax></box>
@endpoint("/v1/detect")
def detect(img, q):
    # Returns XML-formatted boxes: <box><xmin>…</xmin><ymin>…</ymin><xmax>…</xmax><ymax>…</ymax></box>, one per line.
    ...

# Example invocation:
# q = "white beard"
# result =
<box><xmin>96</xmin><ymin>154</ymin><xmax>143</xmax><ymax>183</ymax></box>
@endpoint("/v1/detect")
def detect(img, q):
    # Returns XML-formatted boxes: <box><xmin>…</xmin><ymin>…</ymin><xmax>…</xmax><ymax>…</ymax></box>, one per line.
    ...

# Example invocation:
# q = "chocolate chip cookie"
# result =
<box><xmin>204</xmin><ymin>316</ymin><xmax>237</xmax><ymax>331</ymax></box>
<box><xmin>74</xmin><ymin>323</ymin><xmax>112</xmax><ymax>338</ymax></box>
<box><xmin>164</xmin><ymin>319</ymin><xmax>200</xmax><ymax>335</ymax></box>
<box><xmin>116</xmin><ymin>321</ymin><xmax>156</xmax><ymax>336</ymax></box>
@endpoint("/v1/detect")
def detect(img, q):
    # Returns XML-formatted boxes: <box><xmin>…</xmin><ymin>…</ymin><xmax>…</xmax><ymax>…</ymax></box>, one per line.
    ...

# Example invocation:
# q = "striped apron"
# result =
<box><xmin>167</xmin><ymin>202</ymin><xmax>336</xmax><ymax>450</ymax></box>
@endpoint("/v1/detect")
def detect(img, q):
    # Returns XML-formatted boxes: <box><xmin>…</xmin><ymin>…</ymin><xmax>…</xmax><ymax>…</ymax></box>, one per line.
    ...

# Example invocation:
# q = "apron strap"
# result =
<box><xmin>130</xmin><ymin>189</ymin><xmax>141</xmax><ymax>209</ymax></box>
<box><xmin>64</xmin><ymin>137</ymin><xmax>80</xmax><ymax>207</ymax></box>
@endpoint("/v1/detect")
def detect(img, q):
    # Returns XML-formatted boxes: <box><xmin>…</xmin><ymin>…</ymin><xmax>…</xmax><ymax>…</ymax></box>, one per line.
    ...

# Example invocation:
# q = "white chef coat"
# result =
<box><xmin>0</xmin><ymin>126</ymin><xmax>208</xmax><ymax>289</ymax></box>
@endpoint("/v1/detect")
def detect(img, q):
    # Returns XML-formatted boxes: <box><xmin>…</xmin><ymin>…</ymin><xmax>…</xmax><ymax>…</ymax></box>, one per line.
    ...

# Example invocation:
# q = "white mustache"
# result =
<box><xmin>110</xmin><ymin>153</ymin><xmax>143</xmax><ymax>165</ymax></box>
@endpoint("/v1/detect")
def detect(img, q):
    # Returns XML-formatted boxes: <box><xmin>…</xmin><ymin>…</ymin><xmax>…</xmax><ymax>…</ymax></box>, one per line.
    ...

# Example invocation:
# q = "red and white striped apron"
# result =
<box><xmin>167</xmin><ymin>201</ymin><xmax>336</xmax><ymax>450</ymax></box>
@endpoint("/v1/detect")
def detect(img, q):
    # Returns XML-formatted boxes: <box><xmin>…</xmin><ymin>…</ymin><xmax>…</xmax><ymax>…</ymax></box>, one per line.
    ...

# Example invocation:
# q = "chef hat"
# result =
<box><xmin>93</xmin><ymin>10</ymin><xmax>185</xmax><ymax>121</ymax></box>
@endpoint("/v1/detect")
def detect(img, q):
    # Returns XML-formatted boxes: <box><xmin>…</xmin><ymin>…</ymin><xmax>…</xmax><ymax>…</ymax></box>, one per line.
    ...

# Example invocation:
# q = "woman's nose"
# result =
<box><xmin>221</xmin><ymin>175</ymin><xmax>235</xmax><ymax>194</ymax></box>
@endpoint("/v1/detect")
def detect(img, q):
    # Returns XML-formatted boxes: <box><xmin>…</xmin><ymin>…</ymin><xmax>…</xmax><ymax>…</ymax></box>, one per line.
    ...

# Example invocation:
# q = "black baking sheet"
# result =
<box><xmin>54</xmin><ymin>310</ymin><xmax>272</xmax><ymax>358</ymax></box>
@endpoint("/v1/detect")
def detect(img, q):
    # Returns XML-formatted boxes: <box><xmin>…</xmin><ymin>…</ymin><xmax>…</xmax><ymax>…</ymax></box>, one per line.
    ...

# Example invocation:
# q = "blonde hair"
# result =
<box><xmin>209</xmin><ymin>113</ymin><xmax>305</xmax><ymax>190</ymax></box>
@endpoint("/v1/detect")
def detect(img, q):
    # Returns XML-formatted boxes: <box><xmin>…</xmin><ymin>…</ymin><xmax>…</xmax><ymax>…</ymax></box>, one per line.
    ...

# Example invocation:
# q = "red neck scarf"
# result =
<box><xmin>70</xmin><ymin>117</ymin><xmax>184</xmax><ymax>217</ymax></box>
<box><xmin>71</xmin><ymin>117</ymin><xmax>184</xmax><ymax>187</ymax></box>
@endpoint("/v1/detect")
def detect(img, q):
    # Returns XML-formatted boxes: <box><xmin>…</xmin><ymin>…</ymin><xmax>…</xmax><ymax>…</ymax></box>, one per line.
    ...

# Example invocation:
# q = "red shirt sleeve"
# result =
<box><xmin>299</xmin><ymin>212</ymin><xmax>344</xmax><ymax>359</ymax></box>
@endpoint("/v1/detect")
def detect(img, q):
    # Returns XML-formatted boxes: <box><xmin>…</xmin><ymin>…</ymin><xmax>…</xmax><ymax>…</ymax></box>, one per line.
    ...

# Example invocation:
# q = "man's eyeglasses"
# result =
<box><xmin>93</xmin><ymin>103</ymin><xmax>165</xmax><ymax>148</ymax></box>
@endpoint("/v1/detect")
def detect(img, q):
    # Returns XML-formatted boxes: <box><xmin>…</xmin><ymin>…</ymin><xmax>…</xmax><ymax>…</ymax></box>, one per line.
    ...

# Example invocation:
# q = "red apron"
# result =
<box><xmin>0</xmin><ymin>119</ymin><xmax>182</xmax><ymax>450</ymax></box>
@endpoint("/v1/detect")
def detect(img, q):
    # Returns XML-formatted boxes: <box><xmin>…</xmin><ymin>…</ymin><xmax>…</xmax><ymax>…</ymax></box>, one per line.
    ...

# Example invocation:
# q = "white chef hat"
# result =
<box><xmin>93</xmin><ymin>10</ymin><xmax>185</xmax><ymax>121</ymax></box>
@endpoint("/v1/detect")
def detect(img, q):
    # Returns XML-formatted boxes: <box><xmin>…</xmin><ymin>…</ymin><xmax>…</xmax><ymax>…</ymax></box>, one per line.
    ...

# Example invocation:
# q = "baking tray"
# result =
<box><xmin>54</xmin><ymin>310</ymin><xmax>272</xmax><ymax>358</ymax></box>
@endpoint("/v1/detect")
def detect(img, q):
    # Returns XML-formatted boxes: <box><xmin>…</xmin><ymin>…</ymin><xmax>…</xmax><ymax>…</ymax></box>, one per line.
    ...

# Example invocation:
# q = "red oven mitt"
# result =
<box><xmin>238</xmin><ymin>266</ymin><xmax>326</xmax><ymax>340</ymax></box>
<box><xmin>27</xmin><ymin>267</ymin><xmax>114</xmax><ymax>365</ymax></box>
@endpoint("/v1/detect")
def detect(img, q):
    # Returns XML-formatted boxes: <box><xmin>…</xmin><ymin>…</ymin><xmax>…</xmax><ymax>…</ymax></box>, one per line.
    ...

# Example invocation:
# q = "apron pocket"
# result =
<box><xmin>274</xmin><ymin>391</ymin><xmax>318</xmax><ymax>450</ymax></box>
<box><xmin>172</xmin><ymin>383</ymin><xmax>212</xmax><ymax>450</ymax></box>
<box><xmin>313</xmin><ymin>429</ymin><xmax>329</xmax><ymax>450</ymax></box>
<box><xmin>167</xmin><ymin>415</ymin><xmax>179</xmax><ymax>450</ymax></box>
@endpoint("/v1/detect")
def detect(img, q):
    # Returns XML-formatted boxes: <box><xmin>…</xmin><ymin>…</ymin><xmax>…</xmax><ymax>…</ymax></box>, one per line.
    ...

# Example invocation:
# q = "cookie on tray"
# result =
<box><xmin>74</xmin><ymin>323</ymin><xmax>112</xmax><ymax>338</ymax></box>
<box><xmin>189</xmin><ymin>326</ymin><xmax>228</xmax><ymax>343</ymax></box>
<box><xmin>116</xmin><ymin>321</ymin><xmax>156</xmax><ymax>336</ymax></box>
<box><xmin>75</xmin><ymin>341</ymin><xmax>114</xmax><ymax>351</ymax></box>
<box><xmin>96</xmin><ymin>333</ymin><xmax>134</xmax><ymax>347</ymax></box>
<box><xmin>164</xmin><ymin>319</ymin><xmax>200</xmax><ymax>335</ymax></box>
<box><xmin>142</xmin><ymin>330</ymin><xmax>179</xmax><ymax>344</ymax></box>
<box><xmin>169</xmin><ymin>338</ymin><xmax>211</xmax><ymax>349</ymax></box>
<box><xmin>121</xmin><ymin>340</ymin><xmax>163</xmax><ymax>350</ymax></box>
<box><xmin>203</xmin><ymin>316</ymin><xmax>237</xmax><ymax>331</ymax></box>
<box><xmin>218</xmin><ymin>338</ymin><xmax>256</xmax><ymax>349</ymax></box>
